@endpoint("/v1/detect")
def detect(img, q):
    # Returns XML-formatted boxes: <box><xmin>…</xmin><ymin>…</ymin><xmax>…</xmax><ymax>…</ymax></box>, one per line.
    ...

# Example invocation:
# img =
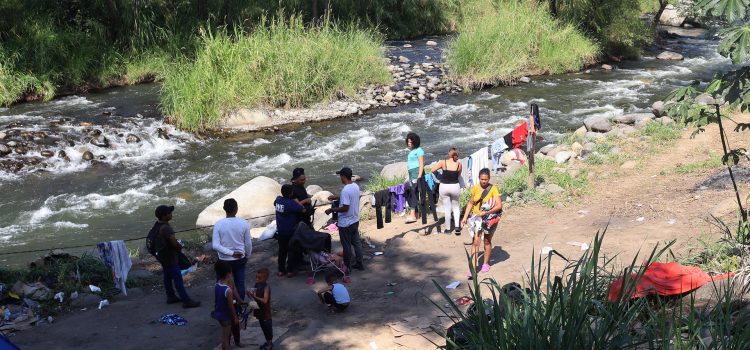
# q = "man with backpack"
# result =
<box><xmin>147</xmin><ymin>205</ymin><xmax>201</xmax><ymax>308</ymax></box>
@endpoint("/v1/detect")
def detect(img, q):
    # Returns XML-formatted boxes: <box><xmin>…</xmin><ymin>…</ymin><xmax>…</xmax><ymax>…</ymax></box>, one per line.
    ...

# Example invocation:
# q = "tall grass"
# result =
<box><xmin>446</xmin><ymin>0</ymin><xmax>598</xmax><ymax>88</ymax></box>
<box><xmin>433</xmin><ymin>232</ymin><xmax>750</xmax><ymax>349</ymax></box>
<box><xmin>364</xmin><ymin>173</ymin><xmax>405</xmax><ymax>193</ymax></box>
<box><xmin>500</xmin><ymin>159</ymin><xmax>588</xmax><ymax>196</ymax></box>
<box><xmin>161</xmin><ymin>17</ymin><xmax>391</xmax><ymax>131</ymax></box>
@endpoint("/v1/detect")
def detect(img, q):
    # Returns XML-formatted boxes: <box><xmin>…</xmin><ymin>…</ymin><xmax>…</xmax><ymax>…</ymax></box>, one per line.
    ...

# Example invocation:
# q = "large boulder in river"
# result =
<box><xmin>613</xmin><ymin>113</ymin><xmax>653</xmax><ymax>125</ymax></box>
<box><xmin>196</xmin><ymin>176</ymin><xmax>281</xmax><ymax>228</ymax></box>
<box><xmin>380</xmin><ymin>161</ymin><xmax>408</xmax><ymax>180</ymax></box>
<box><xmin>583</xmin><ymin>116</ymin><xmax>613</xmax><ymax>133</ymax></box>
<box><xmin>656</xmin><ymin>51</ymin><xmax>684</xmax><ymax>60</ymax></box>
<box><xmin>659</xmin><ymin>4</ymin><xmax>686</xmax><ymax>27</ymax></box>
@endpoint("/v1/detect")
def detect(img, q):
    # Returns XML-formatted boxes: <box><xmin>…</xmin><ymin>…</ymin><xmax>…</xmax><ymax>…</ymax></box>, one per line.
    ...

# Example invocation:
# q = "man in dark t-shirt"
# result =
<box><xmin>290</xmin><ymin>168</ymin><xmax>314</xmax><ymax>227</ymax></box>
<box><xmin>154</xmin><ymin>205</ymin><xmax>200</xmax><ymax>308</ymax></box>
<box><xmin>275</xmin><ymin>184</ymin><xmax>305</xmax><ymax>277</ymax></box>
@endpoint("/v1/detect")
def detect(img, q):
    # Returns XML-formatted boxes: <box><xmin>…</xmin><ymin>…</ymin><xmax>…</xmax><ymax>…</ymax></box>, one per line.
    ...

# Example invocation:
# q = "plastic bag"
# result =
<box><xmin>259</xmin><ymin>221</ymin><xmax>277</xmax><ymax>241</ymax></box>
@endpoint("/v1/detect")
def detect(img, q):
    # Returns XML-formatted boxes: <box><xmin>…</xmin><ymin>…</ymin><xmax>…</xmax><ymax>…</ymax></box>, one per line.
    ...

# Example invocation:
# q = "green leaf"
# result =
<box><xmin>714</xmin><ymin>67</ymin><xmax>750</xmax><ymax>112</ymax></box>
<box><xmin>719</xmin><ymin>25</ymin><xmax>750</xmax><ymax>64</ymax></box>
<box><xmin>697</xmin><ymin>0</ymin><xmax>750</xmax><ymax>22</ymax></box>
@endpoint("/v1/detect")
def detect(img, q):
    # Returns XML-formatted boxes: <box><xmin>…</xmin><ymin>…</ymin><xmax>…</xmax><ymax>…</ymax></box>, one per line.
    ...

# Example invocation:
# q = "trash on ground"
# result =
<box><xmin>540</xmin><ymin>246</ymin><xmax>553</xmax><ymax>255</ymax></box>
<box><xmin>181</xmin><ymin>264</ymin><xmax>197</xmax><ymax>276</ymax></box>
<box><xmin>98</xmin><ymin>299</ymin><xmax>109</xmax><ymax>309</ymax></box>
<box><xmin>159</xmin><ymin>313</ymin><xmax>188</xmax><ymax>326</ymax></box>
<box><xmin>636</xmin><ymin>217</ymin><xmax>645</xmax><ymax>222</ymax></box>
<box><xmin>54</xmin><ymin>292</ymin><xmax>64</xmax><ymax>303</ymax></box>
<box><xmin>369</xmin><ymin>341</ymin><xmax>379</xmax><ymax>350</ymax></box>
<box><xmin>454</xmin><ymin>296</ymin><xmax>473</xmax><ymax>306</ymax></box>
<box><xmin>89</xmin><ymin>285</ymin><xmax>101</xmax><ymax>293</ymax></box>
<box><xmin>373</xmin><ymin>252</ymin><xmax>383</xmax><ymax>256</ymax></box>
<box><xmin>445</xmin><ymin>281</ymin><xmax>460</xmax><ymax>289</ymax></box>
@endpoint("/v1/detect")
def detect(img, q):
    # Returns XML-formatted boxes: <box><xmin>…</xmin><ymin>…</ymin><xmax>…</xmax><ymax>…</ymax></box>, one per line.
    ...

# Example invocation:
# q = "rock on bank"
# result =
<box><xmin>196</xmin><ymin>176</ymin><xmax>281</xmax><ymax>228</ymax></box>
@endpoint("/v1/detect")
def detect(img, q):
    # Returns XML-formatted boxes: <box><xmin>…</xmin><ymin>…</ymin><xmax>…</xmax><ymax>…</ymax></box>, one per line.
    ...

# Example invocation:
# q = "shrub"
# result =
<box><xmin>364</xmin><ymin>173</ymin><xmax>405</xmax><ymax>193</ymax></box>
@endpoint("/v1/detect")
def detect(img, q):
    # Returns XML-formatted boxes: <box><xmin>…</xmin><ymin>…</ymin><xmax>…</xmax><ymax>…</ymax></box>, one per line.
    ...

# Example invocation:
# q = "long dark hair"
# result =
<box><xmin>406</xmin><ymin>132</ymin><xmax>421</xmax><ymax>148</ymax></box>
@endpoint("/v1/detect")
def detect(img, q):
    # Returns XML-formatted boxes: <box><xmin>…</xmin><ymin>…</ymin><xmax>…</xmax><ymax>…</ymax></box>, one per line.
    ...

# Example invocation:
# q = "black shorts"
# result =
<box><xmin>323</xmin><ymin>291</ymin><xmax>349</xmax><ymax>311</ymax></box>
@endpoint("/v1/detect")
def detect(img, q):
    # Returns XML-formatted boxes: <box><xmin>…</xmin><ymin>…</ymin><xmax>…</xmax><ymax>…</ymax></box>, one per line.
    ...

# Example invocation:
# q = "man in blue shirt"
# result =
<box><xmin>275</xmin><ymin>184</ymin><xmax>306</xmax><ymax>277</ymax></box>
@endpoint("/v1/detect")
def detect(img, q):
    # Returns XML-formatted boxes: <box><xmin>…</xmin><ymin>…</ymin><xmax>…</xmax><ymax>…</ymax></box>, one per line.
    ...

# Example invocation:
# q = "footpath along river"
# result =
<box><xmin>0</xmin><ymin>28</ymin><xmax>733</xmax><ymax>264</ymax></box>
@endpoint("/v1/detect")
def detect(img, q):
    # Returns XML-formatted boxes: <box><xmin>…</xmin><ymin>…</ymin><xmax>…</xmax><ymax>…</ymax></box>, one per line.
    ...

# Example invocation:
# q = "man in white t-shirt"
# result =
<box><xmin>325</xmin><ymin>167</ymin><xmax>364</xmax><ymax>270</ymax></box>
<box><xmin>212</xmin><ymin>198</ymin><xmax>252</xmax><ymax>299</ymax></box>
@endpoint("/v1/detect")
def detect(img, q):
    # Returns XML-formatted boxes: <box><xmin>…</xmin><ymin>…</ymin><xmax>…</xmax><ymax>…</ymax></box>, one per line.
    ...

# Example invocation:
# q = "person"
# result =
<box><xmin>153</xmin><ymin>205</ymin><xmax>201</xmax><ymax>308</ymax></box>
<box><xmin>431</xmin><ymin>147</ymin><xmax>463</xmax><ymax>235</ymax></box>
<box><xmin>274</xmin><ymin>184</ymin><xmax>306</xmax><ymax>277</ymax></box>
<box><xmin>248</xmin><ymin>268</ymin><xmax>273</xmax><ymax>350</ymax></box>
<box><xmin>461</xmin><ymin>168</ymin><xmax>503</xmax><ymax>278</ymax></box>
<box><xmin>325</xmin><ymin>167</ymin><xmax>364</xmax><ymax>270</ymax></box>
<box><xmin>290</xmin><ymin>168</ymin><xmax>314</xmax><ymax>227</ymax></box>
<box><xmin>316</xmin><ymin>273</ymin><xmax>350</xmax><ymax>311</ymax></box>
<box><xmin>212</xmin><ymin>261</ymin><xmax>239</xmax><ymax>350</ymax></box>
<box><xmin>212</xmin><ymin>198</ymin><xmax>253</xmax><ymax>299</ymax></box>
<box><xmin>405</xmin><ymin>132</ymin><xmax>425</xmax><ymax>223</ymax></box>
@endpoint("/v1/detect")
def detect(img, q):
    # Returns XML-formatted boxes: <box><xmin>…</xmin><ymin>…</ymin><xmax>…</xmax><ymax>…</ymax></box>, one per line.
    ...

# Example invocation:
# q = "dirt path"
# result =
<box><xmin>10</xmin><ymin>117</ymin><xmax>749</xmax><ymax>350</ymax></box>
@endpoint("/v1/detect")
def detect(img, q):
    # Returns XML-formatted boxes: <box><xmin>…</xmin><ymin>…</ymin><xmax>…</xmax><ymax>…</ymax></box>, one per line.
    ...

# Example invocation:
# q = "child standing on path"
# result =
<box><xmin>316</xmin><ymin>273</ymin><xmax>350</xmax><ymax>311</ymax></box>
<box><xmin>248</xmin><ymin>268</ymin><xmax>273</xmax><ymax>350</ymax></box>
<box><xmin>212</xmin><ymin>261</ymin><xmax>239</xmax><ymax>350</ymax></box>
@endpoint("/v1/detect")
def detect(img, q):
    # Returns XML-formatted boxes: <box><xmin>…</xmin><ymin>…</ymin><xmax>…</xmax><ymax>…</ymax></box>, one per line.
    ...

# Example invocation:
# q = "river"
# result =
<box><xmin>0</xmin><ymin>29</ymin><xmax>733</xmax><ymax>264</ymax></box>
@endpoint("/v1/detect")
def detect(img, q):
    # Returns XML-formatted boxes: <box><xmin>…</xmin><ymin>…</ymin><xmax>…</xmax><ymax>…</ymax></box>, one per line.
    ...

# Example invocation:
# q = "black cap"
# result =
<box><xmin>336</xmin><ymin>167</ymin><xmax>353</xmax><ymax>179</ymax></box>
<box><xmin>154</xmin><ymin>205</ymin><xmax>174</xmax><ymax>219</ymax></box>
<box><xmin>291</xmin><ymin>167</ymin><xmax>305</xmax><ymax>180</ymax></box>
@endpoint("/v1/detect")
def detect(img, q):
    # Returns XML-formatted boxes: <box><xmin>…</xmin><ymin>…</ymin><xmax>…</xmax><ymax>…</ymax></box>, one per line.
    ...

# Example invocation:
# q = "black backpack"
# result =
<box><xmin>146</xmin><ymin>222</ymin><xmax>167</xmax><ymax>257</ymax></box>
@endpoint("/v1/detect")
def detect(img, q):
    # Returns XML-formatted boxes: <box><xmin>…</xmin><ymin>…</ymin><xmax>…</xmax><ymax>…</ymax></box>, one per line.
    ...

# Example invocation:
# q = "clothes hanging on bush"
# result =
<box><xmin>373</xmin><ymin>189</ymin><xmax>392</xmax><ymax>229</ymax></box>
<box><xmin>97</xmin><ymin>240</ymin><xmax>132</xmax><ymax>296</ymax></box>
<box><xmin>607</xmin><ymin>261</ymin><xmax>734</xmax><ymax>302</ymax></box>
<box><xmin>388</xmin><ymin>184</ymin><xmax>406</xmax><ymax>213</ymax></box>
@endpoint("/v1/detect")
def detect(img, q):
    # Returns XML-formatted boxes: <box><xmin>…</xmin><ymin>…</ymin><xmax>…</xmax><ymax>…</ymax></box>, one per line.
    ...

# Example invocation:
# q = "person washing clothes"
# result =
<box><xmin>461</xmin><ymin>168</ymin><xmax>503</xmax><ymax>278</ymax></box>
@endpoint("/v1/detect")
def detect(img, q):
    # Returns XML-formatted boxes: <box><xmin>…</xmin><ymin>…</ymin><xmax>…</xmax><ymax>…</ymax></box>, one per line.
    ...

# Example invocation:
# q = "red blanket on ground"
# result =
<box><xmin>607</xmin><ymin>262</ymin><xmax>733</xmax><ymax>302</ymax></box>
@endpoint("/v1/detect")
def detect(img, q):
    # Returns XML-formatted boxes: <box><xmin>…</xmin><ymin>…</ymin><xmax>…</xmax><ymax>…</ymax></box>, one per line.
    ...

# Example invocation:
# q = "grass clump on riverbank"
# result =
<box><xmin>446</xmin><ymin>0</ymin><xmax>598</xmax><ymax>88</ymax></box>
<box><xmin>161</xmin><ymin>18</ymin><xmax>391</xmax><ymax>131</ymax></box>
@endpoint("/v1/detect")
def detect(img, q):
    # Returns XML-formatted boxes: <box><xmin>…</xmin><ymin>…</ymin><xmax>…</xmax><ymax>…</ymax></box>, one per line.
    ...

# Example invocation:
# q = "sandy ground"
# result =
<box><xmin>9</xmin><ymin>117</ymin><xmax>750</xmax><ymax>350</ymax></box>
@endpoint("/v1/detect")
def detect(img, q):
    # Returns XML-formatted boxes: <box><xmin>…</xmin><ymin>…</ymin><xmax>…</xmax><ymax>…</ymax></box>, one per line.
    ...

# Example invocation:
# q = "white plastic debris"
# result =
<box><xmin>667</xmin><ymin>219</ymin><xmax>676</xmax><ymax>225</ymax></box>
<box><xmin>54</xmin><ymin>292</ymin><xmax>64</xmax><ymax>303</ymax></box>
<box><xmin>636</xmin><ymin>217</ymin><xmax>645</xmax><ymax>222</ymax></box>
<box><xmin>580</xmin><ymin>243</ymin><xmax>589</xmax><ymax>251</ymax></box>
<box><xmin>540</xmin><ymin>246</ymin><xmax>553</xmax><ymax>255</ymax></box>
<box><xmin>373</xmin><ymin>252</ymin><xmax>384</xmax><ymax>256</ymax></box>
<box><xmin>47</xmin><ymin>316</ymin><xmax>54</xmax><ymax>323</ymax></box>
<box><xmin>369</xmin><ymin>341</ymin><xmax>379</xmax><ymax>350</ymax></box>
<box><xmin>98</xmin><ymin>299</ymin><xmax>109</xmax><ymax>310</ymax></box>
<box><xmin>445</xmin><ymin>281</ymin><xmax>461</xmax><ymax>289</ymax></box>
<box><xmin>89</xmin><ymin>285</ymin><xmax>101</xmax><ymax>293</ymax></box>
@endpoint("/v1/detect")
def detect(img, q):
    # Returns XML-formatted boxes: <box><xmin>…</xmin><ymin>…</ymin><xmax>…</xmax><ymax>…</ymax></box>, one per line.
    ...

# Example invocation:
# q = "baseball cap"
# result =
<box><xmin>336</xmin><ymin>167</ymin><xmax>353</xmax><ymax>179</ymax></box>
<box><xmin>291</xmin><ymin>167</ymin><xmax>305</xmax><ymax>180</ymax></box>
<box><xmin>154</xmin><ymin>205</ymin><xmax>175</xmax><ymax>219</ymax></box>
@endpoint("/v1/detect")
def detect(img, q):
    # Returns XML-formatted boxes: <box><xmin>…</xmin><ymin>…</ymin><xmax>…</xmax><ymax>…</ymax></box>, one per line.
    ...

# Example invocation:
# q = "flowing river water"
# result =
<box><xmin>0</xmin><ymin>29</ymin><xmax>733</xmax><ymax>264</ymax></box>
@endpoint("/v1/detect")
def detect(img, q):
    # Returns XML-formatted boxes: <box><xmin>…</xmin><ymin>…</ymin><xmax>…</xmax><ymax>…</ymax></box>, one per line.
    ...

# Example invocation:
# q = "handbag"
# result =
<box><xmin>477</xmin><ymin>185</ymin><xmax>501</xmax><ymax>230</ymax></box>
<box><xmin>177</xmin><ymin>251</ymin><xmax>192</xmax><ymax>270</ymax></box>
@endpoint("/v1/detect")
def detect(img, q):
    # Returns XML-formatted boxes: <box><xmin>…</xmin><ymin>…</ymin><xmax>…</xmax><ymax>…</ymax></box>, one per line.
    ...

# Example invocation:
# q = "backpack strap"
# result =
<box><xmin>478</xmin><ymin>184</ymin><xmax>494</xmax><ymax>205</ymax></box>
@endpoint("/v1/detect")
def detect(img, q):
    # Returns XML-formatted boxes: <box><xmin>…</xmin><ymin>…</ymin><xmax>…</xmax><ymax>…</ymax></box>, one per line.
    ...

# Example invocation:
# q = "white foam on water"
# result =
<box><xmin>299</xmin><ymin>129</ymin><xmax>376</xmax><ymax>161</ymax></box>
<box><xmin>508</xmin><ymin>101</ymin><xmax>528</xmax><ymax>109</ymax></box>
<box><xmin>246</xmin><ymin>153</ymin><xmax>293</xmax><ymax>171</ymax></box>
<box><xmin>252</xmin><ymin>138</ymin><xmax>271</xmax><ymax>146</ymax></box>
<box><xmin>52</xmin><ymin>95</ymin><xmax>98</xmax><ymax>107</ymax></box>
<box><xmin>195</xmin><ymin>187</ymin><xmax>227</xmax><ymax>198</ymax></box>
<box><xmin>53</xmin><ymin>221</ymin><xmax>89</xmax><ymax>229</ymax></box>
<box><xmin>0</xmin><ymin>114</ymin><xmax>44</xmax><ymax>123</ymax></box>
<box><xmin>0</xmin><ymin>224</ymin><xmax>22</xmax><ymax>242</ymax></box>
<box><xmin>529</xmin><ymin>98</ymin><xmax>546</xmax><ymax>103</ymax></box>
<box><xmin>475</xmin><ymin>92</ymin><xmax>501</xmax><ymax>101</ymax></box>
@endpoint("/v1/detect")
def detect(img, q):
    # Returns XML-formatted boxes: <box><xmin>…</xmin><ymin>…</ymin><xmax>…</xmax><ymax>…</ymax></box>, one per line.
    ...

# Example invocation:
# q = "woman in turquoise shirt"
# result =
<box><xmin>405</xmin><ymin>132</ymin><xmax>424</xmax><ymax>223</ymax></box>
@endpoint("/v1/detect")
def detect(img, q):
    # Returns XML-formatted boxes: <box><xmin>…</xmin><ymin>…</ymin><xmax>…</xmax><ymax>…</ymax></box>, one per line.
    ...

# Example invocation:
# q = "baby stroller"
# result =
<box><xmin>288</xmin><ymin>223</ymin><xmax>346</xmax><ymax>284</ymax></box>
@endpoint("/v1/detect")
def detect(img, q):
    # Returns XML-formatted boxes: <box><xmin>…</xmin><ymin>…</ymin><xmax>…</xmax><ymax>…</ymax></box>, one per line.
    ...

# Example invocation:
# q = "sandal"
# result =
<box><xmin>480</xmin><ymin>264</ymin><xmax>491</xmax><ymax>273</ymax></box>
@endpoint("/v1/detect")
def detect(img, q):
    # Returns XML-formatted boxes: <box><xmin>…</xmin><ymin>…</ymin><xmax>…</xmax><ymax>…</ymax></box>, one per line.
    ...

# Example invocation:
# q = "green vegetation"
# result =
<box><xmin>499</xmin><ymin>159</ymin><xmax>588</xmax><ymax>203</ymax></box>
<box><xmin>447</xmin><ymin>0</ymin><xmax>598</xmax><ymax>87</ymax></box>
<box><xmin>434</xmin><ymin>232</ymin><xmax>750</xmax><ymax>349</ymax></box>
<box><xmin>161</xmin><ymin>18</ymin><xmax>390</xmax><ymax>131</ymax></box>
<box><xmin>674</xmin><ymin>154</ymin><xmax>723</xmax><ymax>174</ymax></box>
<box><xmin>364</xmin><ymin>173</ymin><xmax>406</xmax><ymax>193</ymax></box>
<box><xmin>637</xmin><ymin>122</ymin><xmax>682</xmax><ymax>145</ymax></box>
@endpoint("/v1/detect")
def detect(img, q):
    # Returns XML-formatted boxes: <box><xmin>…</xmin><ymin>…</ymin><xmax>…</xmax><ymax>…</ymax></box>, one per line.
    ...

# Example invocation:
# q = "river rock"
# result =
<box><xmin>621</xmin><ymin>160</ymin><xmax>637</xmax><ymax>169</ymax></box>
<box><xmin>519</xmin><ymin>76</ymin><xmax>531</xmax><ymax>83</ymax></box>
<box><xmin>547</xmin><ymin>146</ymin><xmax>567</xmax><ymax>158</ymax></box>
<box><xmin>539</xmin><ymin>144</ymin><xmax>556</xmax><ymax>155</ymax></box>
<box><xmin>82</xmin><ymin>151</ymin><xmax>94</xmax><ymax>161</ymax></box>
<box><xmin>311</xmin><ymin>190</ymin><xmax>334</xmax><ymax>206</ymax></box>
<box><xmin>570</xmin><ymin>142</ymin><xmax>584</xmax><ymax>155</ymax></box>
<box><xmin>555</xmin><ymin>151</ymin><xmax>575</xmax><ymax>164</ymax></box>
<box><xmin>656</xmin><ymin>51</ymin><xmax>684</xmax><ymax>60</ymax></box>
<box><xmin>380</xmin><ymin>161</ymin><xmax>409</xmax><ymax>180</ymax></box>
<box><xmin>7</xmin><ymin>141</ymin><xmax>17</xmax><ymax>147</ymax></box>
<box><xmin>695</xmin><ymin>93</ymin><xmax>716</xmax><ymax>105</ymax></box>
<box><xmin>395</xmin><ymin>91</ymin><xmax>406</xmax><ymax>99</ymax></box>
<box><xmin>585</xmin><ymin>132</ymin><xmax>605</xmax><ymax>140</ymax></box>
<box><xmin>14</xmin><ymin>147</ymin><xmax>27</xmax><ymax>155</ymax></box>
<box><xmin>620</xmin><ymin>125</ymin><xmax>638</xmax><ymax>135</ymax></box>
<box><xmin>403</xmin><ymin>44</ymin><xmax>412</xmax><ymax>48</ymax></box>
<box><xmin>657</xmin><ymin>116</ymin><xmax>675</xmax><ymax>124</ymax></box>
<box><xmin>613</xmin><ymin>113</ymin><xmax>653</xmax><ymax>125</ymax></box>
<box><xmin>126</xmin><ymin>134</ymin><xmax>141</xmax><ymax>143</ymax></box>
<box><xmin>11</xmin><ymin>281</ymin><xmax>51</xmax><ymax>300</ymax></box>
<box><xmin>383</xmin><ymin>91</ymin><xmax>394</xmax><ymax>103</ymax></box>
<box><xmin>196</xmin><ymin>176</ymin><xmax>281</xmax><ymax>228</ymax></box>
<box><xmin>635</xmin><ymin>118</ymin><xmax>652</xmax><ymax>129</ymax></box>
<box><xmin>306</xmin><ymin>185</ymin><xmax>323</xmax><ymax>196</ymax></box>
<box><xmin>651</xmin><ymin>101</ymin><xmax>664</xmax><ymax>117</ymax></box>
<box><xmin>71</xmin><ymin>293</ymin><xmax>102</xmax><ymax>308</ymax></box>
<box><xmin>90</xmin><ymin>135</ymin><xmax>110</xmax><ymax>148</ymax></box>
<box><xmin>0</xmin><ymin>144</ymin><xmax>10</xmax><ymax>155</ymax></box>
<box><xmin>541</xmin><ymin>183</ymin><xmax>565</xmax><ymax>195</ymax></box>
<box><xmin>606</xmin><ymin>128</ymin><xmax>625</xmax><ymax>138</ymax></box>
<box><xmin>157</xmin><ymin>128</ymin><xmax>170</xmax><ymax>140</ymax></box>
<box><xmin>574</xmin><ymin>126</ymin><xmax>587</xmax><ymax>138</ymax></box>
<box><xmin>398</xmin><ymin>56</ymin><xmax>410</xmax><ymax>63</ymax></box>
<box><xmin>584</xmin><ymin>116</ymin><xmax>613</xmax><ymax>132</ymax></box>
<box><xmin>601</xmin><ymin>64</ymin><xmax>613</xmax><ymax>70</ymax></box>
<box><xmin>413</xmin><ymin>69</ymin><xmax>425</xmax><ymax>76</ymax></box>
<box><xmin>426</xmin><ymin>40</ymin><xmax>438</xmax><ymax>46</ymax></box>
<box><xmin>40</xmin><ymin>150</ymin><xmax>54</xmax><ymax>158</ymax></box>
<box><xmin>58</xmin><ymin>150</ymin><xmax>70</xmax><ymax>161</ymax></box>
<box><xmin>659</xmin><ymin>4</ymin><xmax>686</xmax><ymax>27</ymax></box>
<box><xmin>0</xmin><ymin>132</ymin><xmax>5</xmax><ymax>140</ymax></box>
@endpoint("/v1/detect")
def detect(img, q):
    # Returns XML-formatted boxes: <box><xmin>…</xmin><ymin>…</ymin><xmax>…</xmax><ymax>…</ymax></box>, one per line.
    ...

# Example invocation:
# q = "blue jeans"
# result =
<box><xmin>162</xmin><ymin>263</ymin><xmax>190</xmax><ymax>301</ymax></box>
<box><xmin>225</xmin><ymin>258</ymin><xmax>247</xmax><ymax>298</ymax></box>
